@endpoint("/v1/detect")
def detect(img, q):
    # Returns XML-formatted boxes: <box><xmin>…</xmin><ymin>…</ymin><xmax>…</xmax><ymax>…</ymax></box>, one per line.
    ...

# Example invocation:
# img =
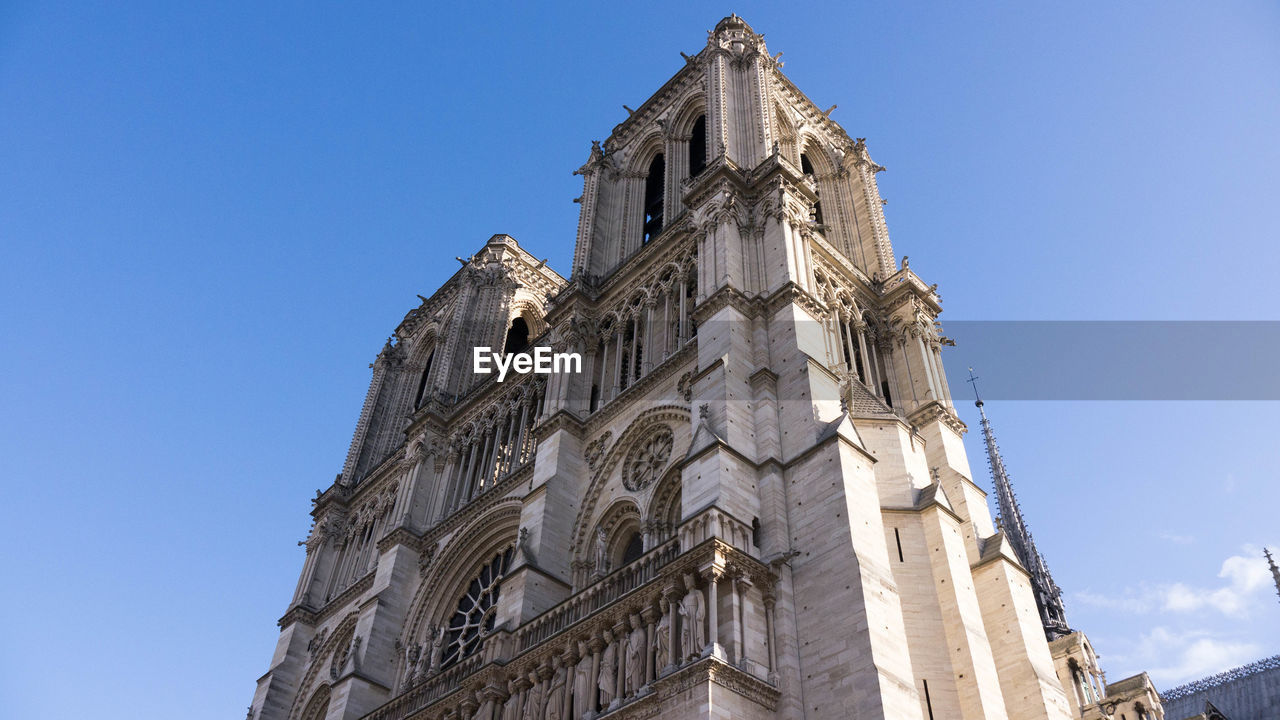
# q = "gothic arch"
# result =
<box><xmin>507</xmin><ymin>291</ymin><xmax>549</xmax><ymax>338</ymax></box>
<box><xmin>402</xmin><ymin>501</ymin><xmax>522</xmax><ymax>647</ymax></box>
<box><xmin>627</xmin><ymin>129</ymin><xmax>667</xmax><ymax>176</ymax></box>
<box><xmin>591</xmin><ymin>498</ymin><xmax>643</xmax><ymax>574</ymax></box>
<box><xmin>569</xmin><ymin>405</ymin><xmax>691</xmax><ymax>560</ymax></box>
<box><xmin>773</xmin><ymin>103</ymin><xmax>799</xmax><ymax>164</ymax></box>
<box><xmin>286</xmin><ymin>612</ymin><xmax>358</xmax><ymax>720</ymax></box>
<box><xmin>798</xmin><ymin>134</ymin><xmax>840</xmax><ymax>177</ymax></box>
<box><xmin>298</xmin><ymin>685</ymin><xmax>331</xmax><ymax>720</ymax></box>
<box><xmin>645</xmin><ymin>464</ymin><xmax>683</xmax><ymax>540</ymax></box>
<box><xmin>670</xmin><ymin>94</ymin><xmax>708</xmax><ymax>138</ymax></box>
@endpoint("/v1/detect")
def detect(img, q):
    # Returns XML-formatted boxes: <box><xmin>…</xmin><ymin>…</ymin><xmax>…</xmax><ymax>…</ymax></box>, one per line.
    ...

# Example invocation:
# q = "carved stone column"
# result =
<box><xmin>763</xmin><ymin>589</ymin><xmax>778</xmax><ymax>683</ymax></box>
<box><xmin>587</xmin><ymin>634</ymin><xmax>604</xmax><ymax>719</ymax></box>
<box><xmin>611</xmin><ymin>619</ymin><xmax>629</xmax><ymax>706</ymax></box>
<box><xmin>640</xmin><ymin>605</ymin><xmax>659</xmax><ymax>685</ymax></box>
<box><xmin>728</xmin><ymin>569</ymin><xmax>744</xmax><ymax>665</ymax></box>
<box><xmin>458</xmin><ymin>692</ymin><xmax>479</xmax><ymax>720</ymax></box>
<box><xmin>663</xmin><ymin>587</ymin><xmax>680</xmax><ymax>672</ymax></box>
<box><xmin>704</xmin><ymin>567</ymin><xmax>723</xmax><ymax>659</ymax></box>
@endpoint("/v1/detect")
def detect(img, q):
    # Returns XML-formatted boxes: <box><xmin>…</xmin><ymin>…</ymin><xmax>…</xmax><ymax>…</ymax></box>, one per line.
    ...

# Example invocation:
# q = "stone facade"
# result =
<box><xmin>248</xmin><ymin>15</ymin><xmax>1205</xmax><ymax>720</ymax></box>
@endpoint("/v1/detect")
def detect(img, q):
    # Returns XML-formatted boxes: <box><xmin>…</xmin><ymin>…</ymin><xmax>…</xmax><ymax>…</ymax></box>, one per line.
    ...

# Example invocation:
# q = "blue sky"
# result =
<box><xmin>1</xmin><ymin>3</ymin><xmax>1277</xmax><ymax>718</ymax></box>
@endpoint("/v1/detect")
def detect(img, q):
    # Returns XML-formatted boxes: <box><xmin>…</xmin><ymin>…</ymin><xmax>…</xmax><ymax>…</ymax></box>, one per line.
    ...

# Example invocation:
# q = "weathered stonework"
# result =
<box><xmin>248</xmin><ymin>15</ymin><xmax>1190</xmax><ymax>720</ymax></box>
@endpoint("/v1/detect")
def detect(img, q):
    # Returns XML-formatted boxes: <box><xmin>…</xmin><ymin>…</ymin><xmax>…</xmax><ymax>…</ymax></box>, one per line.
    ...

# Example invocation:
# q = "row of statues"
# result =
<box><xmin>431</xmin><ymin>573</ymin><xmax>708</xmax><ymax>720</ymax></box>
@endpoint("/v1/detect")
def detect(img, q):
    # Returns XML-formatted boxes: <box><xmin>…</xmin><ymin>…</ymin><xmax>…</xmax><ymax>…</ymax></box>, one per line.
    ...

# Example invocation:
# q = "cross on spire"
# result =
<box><xmin>971</xmin><ymin>367</ymin><xmax>1072</xmax><ymax>641</ymax></box>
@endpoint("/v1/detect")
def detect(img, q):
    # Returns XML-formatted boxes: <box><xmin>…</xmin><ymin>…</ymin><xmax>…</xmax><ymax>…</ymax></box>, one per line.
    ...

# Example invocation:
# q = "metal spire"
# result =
<box><xmin>968</xmin><ymin>368</ymin><xmax>1072</xmax><ymax>640</ymax></box>
<box><xmin>1266</xmin><ymin>548</ymin><xmax>1280</xmax><ymax>605</ymax></box>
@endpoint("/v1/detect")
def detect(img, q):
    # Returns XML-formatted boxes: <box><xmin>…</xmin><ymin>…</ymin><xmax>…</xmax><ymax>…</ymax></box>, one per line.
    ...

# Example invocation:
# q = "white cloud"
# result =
<box><xmin>1119</xmin><ymin>627</ymin><xmax>1262</xmax><ymax>686</ymax></box>
<box><xmin>1073</xmin><ymin>545</ymin><xmax>1273</xmax><ymax>619</ymax></box>
<box><xmin>1158</xmin><ymin>532</ymin><xmax>1195</xmax><ymax>545</ymax></box>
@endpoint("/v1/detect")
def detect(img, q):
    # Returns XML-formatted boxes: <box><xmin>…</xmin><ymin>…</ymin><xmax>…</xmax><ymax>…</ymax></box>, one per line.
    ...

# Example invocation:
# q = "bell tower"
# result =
<box><xmin>247</xmin><ymin>17</ymin><xmax>1174</xmax><ymax>720</ymax></box>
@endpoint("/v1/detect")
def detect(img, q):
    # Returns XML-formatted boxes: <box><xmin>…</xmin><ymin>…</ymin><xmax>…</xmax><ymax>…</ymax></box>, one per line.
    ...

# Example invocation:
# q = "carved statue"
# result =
<box><xmin>401</xmin><ymin>642</ymin><xmax>421</xmax><ymax>686</ymax></box>
<box><xmin>545</xmin><ymin>658</ymin><xmax>567</xmax><ymax>720</ymax></box>
<box><xmin>624</xmin><ymin>614</ymin><xmax>647</xmax><ymax>696</ymax></box>
<box><xmin>593</xmin><ymin>527</ymin><xmax>608</xmax><ymax>577</ymax></box>
<box><xmin>428</xmin><ymin>624</ymin><xmax>445</xmax><ymax>672</ymax></box>
<box><xmin>654</xmin><ymin>609</ymin><xmax>670</xmax><ymax>669</ymax></box>
<box><xmin>678</xmin><ymin>574</ymin><xmax>706</xmax><ymax>659</ymax></box>
<box><xmin>597</xmin><ymin>634</ymin><xmax>617</xmax><ymax>707</ymax></box>
<box><xmin>501</xmin><ymin>679</ymin><xmax>521</xmax><ymax>720</ymax></box>
<box><xmin>516</xmin><ymin>527</ymin><xmax>536</xmax><ymax>566</ymax></box>
<box><xmin>521</xmin><ymin>670</ymin><xmax>544</xmax><ymax>720</ymax></box>
<box><xmin>572</xmin><ymin>641</ymin><xmax>593</xmax><ymax>719</ymax></box>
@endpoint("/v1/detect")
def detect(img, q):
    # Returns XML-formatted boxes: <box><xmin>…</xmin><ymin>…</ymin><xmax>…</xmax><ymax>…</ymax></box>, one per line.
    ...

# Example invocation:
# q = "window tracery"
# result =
<box><xmin>440</xmin><ymin>546</ymin><xmax>513</xmax><ymax>669</ymax></box>
<box><xmin>624</xmin><ymin>426</ymin><xmax>673</xmax><ymax>491</ymax></box>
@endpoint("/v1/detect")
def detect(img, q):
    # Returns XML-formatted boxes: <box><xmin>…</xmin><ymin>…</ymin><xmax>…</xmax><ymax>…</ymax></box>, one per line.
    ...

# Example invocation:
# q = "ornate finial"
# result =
<box><xmin>1266</xmin><ymin>548</ymin><xmax>1280</xmax><ymax>604</ymax></box>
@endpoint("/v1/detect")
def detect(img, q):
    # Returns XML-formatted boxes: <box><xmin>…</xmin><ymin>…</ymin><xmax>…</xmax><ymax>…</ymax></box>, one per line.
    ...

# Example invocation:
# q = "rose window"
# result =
<box><xmin>441</xmin><ymin>547</ymin><xmax>512</xmax><ymax>668</ymax></box>
<box><xmin>624</xmin><ymin>427</ymin><xmax>673</xmax><ymax>491</ymax></box>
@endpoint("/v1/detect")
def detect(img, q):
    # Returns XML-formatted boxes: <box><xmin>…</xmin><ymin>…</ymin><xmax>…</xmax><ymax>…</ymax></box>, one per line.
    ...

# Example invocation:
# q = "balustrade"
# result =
<box><xmin>372</xmin><ymin>536</ymin><xmax>776</xmax><ymax>720</ymax></box>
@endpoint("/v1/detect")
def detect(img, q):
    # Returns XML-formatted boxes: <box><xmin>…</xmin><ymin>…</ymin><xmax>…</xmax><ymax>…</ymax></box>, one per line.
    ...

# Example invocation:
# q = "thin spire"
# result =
<box><xmin>968</xmin><ymin>368</ymin><xmax>1072</xmax><ymax>640</ymax></box>
<box><xmin>1266</xmin><ymin>548</ymin><xmax>1280</xmax><ymax>605</ymax></box>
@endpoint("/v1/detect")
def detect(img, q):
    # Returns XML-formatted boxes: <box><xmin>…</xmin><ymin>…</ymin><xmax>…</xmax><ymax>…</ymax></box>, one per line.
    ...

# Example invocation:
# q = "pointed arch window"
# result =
<box><xmin>689</xmin><ymin>115</ymin><xmax>707</xmax><ymax>177</ymax></box>
<box><xmin>620</xmin><ymin>531</ymin><xmax>644</xmax><ymax>566</ymax></box>
<box><xmin>413</xmin><ymin>349</ymin><xmax>435</xmax><ymax>408</ymax></box>
<box><xmin>643</xmin><ymin>154</ymin><xmax>665</xmax><ymax>243</ymax></box>
<box><xmin>503</xmin><ymin>317</ymin><xmax>530</xmax><ymax>355</ymax></box>
<box><xmin>800</xmin><ymin>153</ymin><xmax>825</xmax><ymax>226</ymax></box>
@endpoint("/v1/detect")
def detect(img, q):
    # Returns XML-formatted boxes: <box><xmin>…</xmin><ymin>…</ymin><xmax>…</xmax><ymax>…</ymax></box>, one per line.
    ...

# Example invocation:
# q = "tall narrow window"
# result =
<box><xmin>503</xmin><ymin>317</ymin><xmax>530</xmax><ymax>355</ymax></box>
<box><xmin>413</xmin><ymin>349</ymin><xmax>435</xmax><ymax>408</ymax></box>
<box><xmin>621</xmin><ymin>531</ymin><xmax>644</xmax><ymax>566</ymax></box>
<box><xmin>800</xmin><ymin>153</ymin><xmax>825</xmax><ymax>226</ymax></box>
<box><xmin>643</xmin><ymin>154</ymin><xmax>665</xmax><ymax>243</ymax></box>
<box><xmin>689</xmin><ymin>115</ymin><xmax>707</xmax><ymax>177</ymax></box>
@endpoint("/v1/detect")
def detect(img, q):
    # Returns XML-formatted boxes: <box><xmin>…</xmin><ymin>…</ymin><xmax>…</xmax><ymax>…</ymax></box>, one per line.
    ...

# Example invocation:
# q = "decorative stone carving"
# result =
<box><xmin>677</xmin><ymin>372</ymin><xmax>694</xmax><ymax>402</ymax></box>
<box><xmin>624</xmin><ymin>613</ymin><xmax>647</xmax><ymax>696</ymax></box>
<box><xmin>572</xmin><ymin>640</ymin><xmax>593</xmax><ymax>719</ymax></box>
<box><xmin>597</xmin><ymin>632</ymin><xmax>617</xmax><ymax>708</ymax></box>
<box><xmin>545</xmin><ymin>657</ymin><xmax>567</xmax><ymax>720</ymax></box>
<box><xmin>623</xmin><ymin>427</ymin><xmax>673</xmax><ymax>491</ymax></box>
<box><xmin>678</xmin><ymin>574</ymin><xmax>706</xmax><ymax>659</ymax></box>
<box><xmin>400</xmin><ymin>641</ymin><xmax>421</xmax><ymax>687</ymax></box>
<box><xmin>307</xmin><ymin>627</ymin><xmax>328</xmax><ymax>663</ymax></box>
<box><xmin>593</xmin><ymin>527</ymin><xmax>608</xmax><ymax>578</ymax></box>
<box><xmin>654</xmin><ymin>609</ymin><xmax>670</xmax><ymax>673</ymax></box>
<box><xmin>516</xmin><ymin>527</ymin><xmax>537</xmax><ymax>566</ymax></box>
<box><xmin>583</xmin><ymin>431</ymin><xmax>612</xmax><ymax>472</ymax></box>
<box><xmin>521</xmin><ymin>669</ymin><xmax>544</xmax><ymax>720</ymax></box>
<box><xmin>500</xmin><ymin>678</ymin><xmax>521</xmax><ymax>720</ymax></box>
<box><xmin>332</xmin><ymin>634</ymin><xmax>361</xmax><ymax>680</ymax></box>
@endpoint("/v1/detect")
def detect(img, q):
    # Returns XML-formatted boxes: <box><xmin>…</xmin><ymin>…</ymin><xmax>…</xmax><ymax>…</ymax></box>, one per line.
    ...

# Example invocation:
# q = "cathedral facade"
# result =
<box><xmin>248</xmin><ymin>16</ymin><xmax>1180</xmax><ymax>720</ymax></box>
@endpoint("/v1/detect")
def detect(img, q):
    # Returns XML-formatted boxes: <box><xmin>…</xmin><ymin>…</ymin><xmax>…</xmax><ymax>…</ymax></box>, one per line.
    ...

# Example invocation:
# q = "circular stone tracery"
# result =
<box><xmin>440</xmin><ymin>547</ymin><xmax>512</xmax><ymax>668</ymax></box>
<box><xmin>623</xmin><ymin>426</ymin><xmax>674</xmax><ymax>491</ymax></box>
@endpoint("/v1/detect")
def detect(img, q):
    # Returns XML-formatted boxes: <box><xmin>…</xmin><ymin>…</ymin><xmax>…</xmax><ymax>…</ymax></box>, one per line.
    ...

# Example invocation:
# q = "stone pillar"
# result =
<box><xmin>705</xmin><ymin>568</ymin><xmax>722</xmax><ymax>659</ymax></box>
<box><xmin>641</xmin><ymin>605</ymin><xmax>659</xmax><ymax>686</ymax></box>
<box><xmin>729</xmin><ymin>571</ymin><xmax>745</xmax><ymax>666</ymax></box>
<box><xmin>763</xmin><ymin>589</ymin><xmax>778</xmax><ymax>683</ymax></box>
<box><xmin>587</xmin><ymin>635</ymin><xmax>603</xmax><ymax>719</ymax></box>
<box><xmin>664</xmin><ymin>589</ymin><xmax>679</xmax><ymax>672</ymax></box>
<box><xmin>611</xmin><ymin>620</ymin><xmax>628</xmax><ymax>707</ymax></box>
